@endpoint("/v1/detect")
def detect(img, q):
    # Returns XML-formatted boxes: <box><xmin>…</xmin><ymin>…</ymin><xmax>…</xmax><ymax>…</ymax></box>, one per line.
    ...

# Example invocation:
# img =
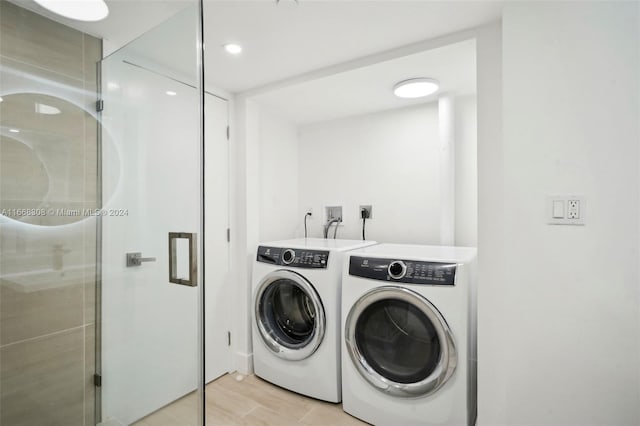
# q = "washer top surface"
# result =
<box><xmin>260</xmin><ymin>238</ymin><xmax>377</xmax><ymax>252</ymax></box>
<box><xmin>349</xmin><ymin>243</ymin><xmax>476</xmax><ymax>263</ymax></box>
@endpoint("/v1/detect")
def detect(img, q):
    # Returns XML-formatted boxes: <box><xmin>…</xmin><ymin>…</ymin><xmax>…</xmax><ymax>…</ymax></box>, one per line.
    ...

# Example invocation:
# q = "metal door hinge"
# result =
<box><xmin>226</xmin><ymin>228</ymin><xmax>230</xmax><ymax>242</ymax></box>
<box><xmin>226</xmin><ymin>126</ymin><xmax>230</xmax><ymax>140</ymax></box>
<box><xmin>227</xmin><ymin>331</ymin><xmax>231</xmax><ymax>346</ymax></box>
<box><xmin>96</xmin><ymin>99</ymin><xmax>104</xmax><ymax>112</ymax></box>
<box><xmin>94</xmin><ymin>374</ymin><xmax>102</xmax><ymax>387</ymax></box>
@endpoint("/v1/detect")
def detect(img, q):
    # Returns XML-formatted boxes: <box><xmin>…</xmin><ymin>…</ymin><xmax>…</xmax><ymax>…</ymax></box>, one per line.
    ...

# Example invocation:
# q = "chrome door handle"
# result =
<box><xmin>126</xmin><ymin>252</ymin><xmax>157</xmax><ymax>267</ymax></box>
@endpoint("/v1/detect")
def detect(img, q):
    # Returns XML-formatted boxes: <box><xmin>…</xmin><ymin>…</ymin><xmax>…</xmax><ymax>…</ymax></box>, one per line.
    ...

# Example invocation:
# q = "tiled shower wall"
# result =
<box><xmin>0</xmin><ymin>2</ymin><xmax>101</xmax><ymax>425</ymax></box>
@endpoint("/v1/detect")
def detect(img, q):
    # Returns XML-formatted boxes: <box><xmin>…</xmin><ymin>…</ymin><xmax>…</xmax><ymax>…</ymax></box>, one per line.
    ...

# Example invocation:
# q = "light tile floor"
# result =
<box><xmin>134</xmin><ymin>373</ymin><xmax>368</xmax><ymax>426</ymax></box>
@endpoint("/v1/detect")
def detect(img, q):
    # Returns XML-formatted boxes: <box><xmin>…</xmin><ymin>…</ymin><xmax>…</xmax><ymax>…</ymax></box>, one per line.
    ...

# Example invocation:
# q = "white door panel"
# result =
<box><xmin>101</xmin><ymin>58</ymin><xmax>200</xmax><ymax>425</ymax></box>
<box><xmin>205</xmin><ymin>93</ymin><xmax>231</xmax><ymax>383</ymax></box>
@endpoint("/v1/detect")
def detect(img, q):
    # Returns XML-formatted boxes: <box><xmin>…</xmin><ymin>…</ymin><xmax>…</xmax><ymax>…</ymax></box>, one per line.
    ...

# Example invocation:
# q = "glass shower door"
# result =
<box><xmin>98</xmin><ymin>4</ymin><xmax>204</xmax><ymax>425</ymax></box>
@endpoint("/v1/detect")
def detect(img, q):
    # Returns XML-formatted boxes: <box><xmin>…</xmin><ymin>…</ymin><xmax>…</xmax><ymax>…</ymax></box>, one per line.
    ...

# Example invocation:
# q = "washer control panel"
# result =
<box><xmin>257</xmin><ymin>246</ymin><xmax>329</xmax><ymax>269</ymax></box>
<box><xmin>349</xmin><ymin>256</ymin><xmax>456</xmax><ymax>285</ymax></box>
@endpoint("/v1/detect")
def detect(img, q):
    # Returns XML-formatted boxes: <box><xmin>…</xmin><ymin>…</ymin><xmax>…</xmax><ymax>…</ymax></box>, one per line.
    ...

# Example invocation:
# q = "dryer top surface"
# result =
<box><xmin>348</xmin><ymin>243</ymin><xmax>476</xmax><ymax>263</ymax></box>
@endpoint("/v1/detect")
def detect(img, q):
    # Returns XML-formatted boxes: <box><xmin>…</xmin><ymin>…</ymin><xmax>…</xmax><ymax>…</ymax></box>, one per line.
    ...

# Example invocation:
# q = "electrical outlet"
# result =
<box><xmin>359</xmin><ymin>205</ymin><xmax>372</xmax><ymax>219</ymax></box>
<box><xmin>547</xmin><ymin>196</ymin><xmax>585</xmax><ymax>226</ymax></box>
<box><xmin>325</xmin><ymin>206</ymin><xmax>343</xmax><ymax>223</ymax></box>
<box><xmin>567</xmin><ymin>200</ymin><xmax>580</xmax><ymax>219</ymax></box>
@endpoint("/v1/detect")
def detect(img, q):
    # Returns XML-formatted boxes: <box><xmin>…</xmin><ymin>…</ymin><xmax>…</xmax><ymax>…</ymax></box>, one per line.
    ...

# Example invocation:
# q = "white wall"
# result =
<box><xmin>478</xmin><ymin>3</ymin><xmax>639</xmax><ymax>425</ymax></box>
<box><xmin>455</xmin><ymin>95</ymin><xmax>477</xmax><ymax>247</ymax></box>
<box><xmin>475</xmin><ymin>21</ymin><xmax>507</xmax><ymax>426</ymax></box>
<box><xmin>296</xmin><ymin>100</ymin><xmax>477</xmax><ymax>245</ymax></box>
<box><xmin>258</xmin><ymin>110</ymin><xmax>299</xmax><ymax>242</ymax></box>
<box><xmin>298</xmin><ymin>104</ymin><xmax>441</xmax><ymax>243</ymax></box>
<box><xmin>439</xmin><ymin>95</ymin><xmax>456</xmax><ymax>245</ymax></box>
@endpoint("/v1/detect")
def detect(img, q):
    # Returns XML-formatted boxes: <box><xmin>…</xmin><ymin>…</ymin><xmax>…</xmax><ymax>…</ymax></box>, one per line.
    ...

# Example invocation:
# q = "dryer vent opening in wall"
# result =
<box><xmin>325</xmin><ymin>206</ymin><xmax>343</xmax><ymax>222</ymax></box>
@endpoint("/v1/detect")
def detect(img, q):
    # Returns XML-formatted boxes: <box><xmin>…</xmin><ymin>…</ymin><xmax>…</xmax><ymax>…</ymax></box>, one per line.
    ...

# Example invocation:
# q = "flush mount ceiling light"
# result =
<box><xmin>35</xmin><ymin>103</ymin><xmax>61</xmax><ymax>115</ymax></box>
<box><xmin>393</xmin><ymin>78</ymin><xmax>440</xmax><ymax>99</ymax></box>
<box><xmin>9</xmin><ymin>129</ymin><xmax>20</xmax><ymax>133</ymax></box>
<box><xmin>34</xmin><ymin>0</ymin><xmax>109</xmax><ymax>22</ymax></box>
<box><xmin>223</xmin><ymin>43</ymin><xmax>242</xmax><ymax>55</ymax></box>
<box><xmin>165</xmin><ymin>91</ymin><xmax>177</xmax><ymax>96</ymax></box>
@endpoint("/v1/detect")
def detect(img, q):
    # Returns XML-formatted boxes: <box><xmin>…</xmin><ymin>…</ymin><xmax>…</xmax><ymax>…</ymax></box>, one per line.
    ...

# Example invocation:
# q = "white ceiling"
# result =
<box><xmin>11</xmin><ymin>0</ymin><xmax>502</xmax><ymax>94</ymax></box>
<box><xmin>9</xmin><ymin>0</ymin><xmax>192</xmax><ymax>50</ymax></box>
<box><xmin>251</xmin><ymin>38</ymin><xmax>476</xmax><ymax>125</ymax></box>
<box><xmin>203</xmin><ymin>1</ymin><xmax>501</xmax><ymax>93</ymax></box>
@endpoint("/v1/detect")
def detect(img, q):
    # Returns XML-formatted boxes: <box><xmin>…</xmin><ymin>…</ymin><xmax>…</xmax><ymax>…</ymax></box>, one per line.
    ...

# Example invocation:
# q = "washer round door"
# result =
<box><xmin>345</xmin><ymin>286</ymin><xmax>457</xmax><ymax>398</ymax></box>
<box><xmin>255</xmin><ymin>270</ymin><xmax>326</xmax><ymax>360</ymax></box>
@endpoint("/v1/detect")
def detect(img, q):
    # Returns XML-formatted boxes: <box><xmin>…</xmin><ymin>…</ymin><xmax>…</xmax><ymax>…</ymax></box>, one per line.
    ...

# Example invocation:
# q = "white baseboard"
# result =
<box><xmin>233</xmin><ymin>351</ymin><xmax>253</xmax><ymax>375</ymax></box>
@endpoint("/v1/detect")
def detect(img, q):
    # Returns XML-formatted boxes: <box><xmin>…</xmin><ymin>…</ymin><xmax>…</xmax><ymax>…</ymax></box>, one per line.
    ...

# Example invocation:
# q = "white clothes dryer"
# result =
<box><xmin>341</xmin><ymin>243</ymin><xmax>477</xmax><ymax>426</ymax></box>
<box><xmin>252</xmin><ymin>238</ymin><xmax>377</xmax><ymax>402</ymax></box>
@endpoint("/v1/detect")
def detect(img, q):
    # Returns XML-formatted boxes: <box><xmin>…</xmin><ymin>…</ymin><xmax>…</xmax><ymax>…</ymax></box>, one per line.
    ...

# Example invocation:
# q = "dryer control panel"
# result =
<box><xmin>349</xmin><ymin>256</ymin><xmax>456</xmax><ymax>285</ymax></box>
<box><xmin>257</xmin><ymin>246</ymin><xmax>329</xmax><ymax>269</ymax></box>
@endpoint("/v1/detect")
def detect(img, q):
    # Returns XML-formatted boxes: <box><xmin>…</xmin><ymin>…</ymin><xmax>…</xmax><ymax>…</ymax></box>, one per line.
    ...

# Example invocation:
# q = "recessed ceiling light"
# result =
<box><xmin>393</xmin><ymin>78</ymin><xmax>440</xmax><ymax>99</ymax></box>
<box><xmin>9</xmin><ymin>129</ymin><xmax>20</xmax><ymax>133</ymax></box>
<box><xmin>223</xmin><ymin>43</ymin><xmax>243</xmax><ymax>55</ymax></box>
<box><xmin>35</xmin><ymin>103</ymin><xmax>61</xmax><ymax>115</ymax></box>
<box><xmin>34</xmin><ymin>0</ymin><xmax>109</xmax><ymax>22</ymax></box>
<box><xmin>0</xmin><ymin>96</ymin><xmax>3</xmax><ymax>103</ymax></box>
<box><xmin>166</xmin><ymin>91</ymin><xmax>177</xmax><ymax>96</ymax></box>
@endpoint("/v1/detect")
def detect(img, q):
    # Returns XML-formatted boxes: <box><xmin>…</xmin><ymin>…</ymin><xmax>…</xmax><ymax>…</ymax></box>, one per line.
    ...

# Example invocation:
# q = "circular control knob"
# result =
<box><xmin>282</xmin><ymin>249</ymin><xmax>295</xmax><ymax>265</ymax></box>
<box><xmin>388</xmin><ymin>260</ymin><xmax>407</xmax><ymax>279</ymax></box>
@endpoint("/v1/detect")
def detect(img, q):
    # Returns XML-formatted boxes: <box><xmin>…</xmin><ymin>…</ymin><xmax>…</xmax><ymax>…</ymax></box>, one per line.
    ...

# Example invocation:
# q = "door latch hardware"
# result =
<box><xmin>126</xmin><ymin>252</ymin><xmax>157</xmax><ymax>267</ymax></box>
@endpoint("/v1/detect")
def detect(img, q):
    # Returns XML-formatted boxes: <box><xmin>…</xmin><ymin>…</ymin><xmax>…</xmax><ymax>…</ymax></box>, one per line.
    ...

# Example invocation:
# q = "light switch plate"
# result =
<box><xmin>547</xmin><ymin>196</ymin><xmax>585</xmax><ymax>226</ymax></box>
<box><xmin>552</xmin><ymin>200</ymin><xmax>565</xmax><ymax>218</ymax></box>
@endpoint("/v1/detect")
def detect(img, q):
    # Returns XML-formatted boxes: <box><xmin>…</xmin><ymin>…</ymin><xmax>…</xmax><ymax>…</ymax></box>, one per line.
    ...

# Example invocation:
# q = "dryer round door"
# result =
<box><xmin>345</xmin><ymin>286</ymin><xmax>457</xmax><ymax>398</ymax></box>
<box><xmin>254</xmin><ymin>270</ymin><xmax>326</xmax><ymax>361</ymax></box>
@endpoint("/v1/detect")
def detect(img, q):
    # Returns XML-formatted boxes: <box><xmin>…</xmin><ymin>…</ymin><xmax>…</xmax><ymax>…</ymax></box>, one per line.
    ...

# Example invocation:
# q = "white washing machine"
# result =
<box><xmin>341</xmin><ymin>243</ymin><xmax>477</xmax><ymax>426</ymax></box>
<box><xmin>252</xmin><ymin>238</ymin><xmax>377</xmax><ymax>402</ymax></box>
